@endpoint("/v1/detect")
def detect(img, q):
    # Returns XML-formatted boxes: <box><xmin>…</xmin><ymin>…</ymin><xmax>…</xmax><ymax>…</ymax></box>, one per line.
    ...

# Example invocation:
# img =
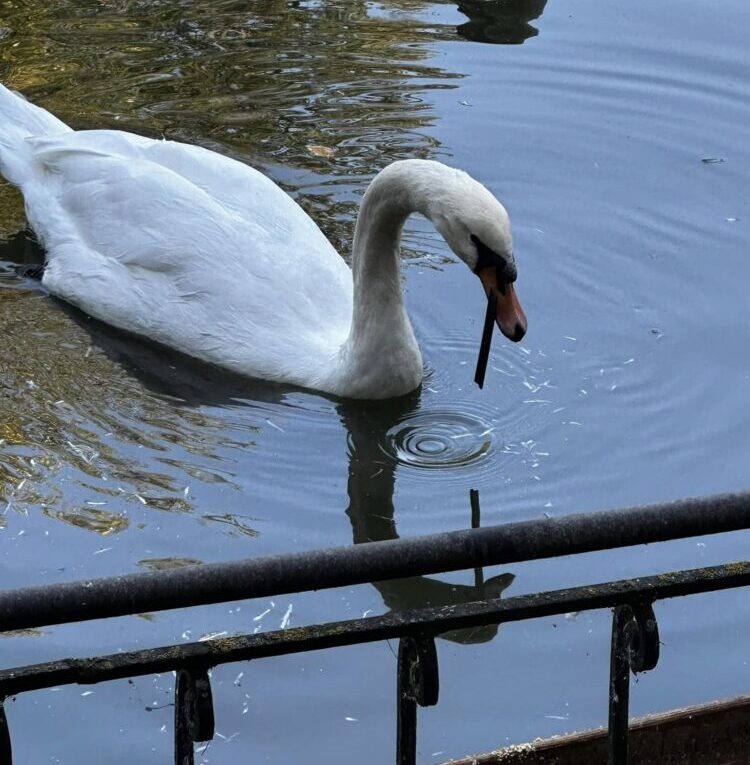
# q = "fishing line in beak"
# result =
<box><xmin>474</xmin><ymin>288</ymin><xmax>497</xmax><ymax>389</ymax></box>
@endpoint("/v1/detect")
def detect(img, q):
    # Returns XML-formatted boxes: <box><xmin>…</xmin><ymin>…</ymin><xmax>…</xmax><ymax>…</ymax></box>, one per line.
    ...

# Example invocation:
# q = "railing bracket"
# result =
<box><xmin>174</xmin><ymin>667</ymin><xmax>215</xmax><ymax>765</ymax></box>
<box><xmin>0</xmin><ymin>697</ymin><xmax>11</xmax><ymax>765</ymax></box>
<box><xmin>608</xmin><ymin>602</ymin><xmax>660</xmax><ymax>765</ymax></box>
<box><xmin>397</xmin><ymin>635</ymin><xmax>439</xmax><ymax>765</ymax></box>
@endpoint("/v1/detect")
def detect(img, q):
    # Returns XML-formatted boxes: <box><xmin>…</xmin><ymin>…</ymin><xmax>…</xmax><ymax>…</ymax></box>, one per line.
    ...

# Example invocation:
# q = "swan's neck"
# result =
<box><xmin>339</xmin><ymin>162</ymin><xmax>438</xmax><ymax>398</ymax></box>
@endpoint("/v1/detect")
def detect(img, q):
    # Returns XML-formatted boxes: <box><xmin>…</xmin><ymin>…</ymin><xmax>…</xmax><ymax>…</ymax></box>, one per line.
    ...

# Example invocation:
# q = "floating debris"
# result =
<box><xmin>66</xmin><ymin>441</ymin><xmax>98</xmax><ymax>465</ymax></box>
<box><xmin>701</xmin><ymin>157</ymin><xmax>726</xmax><ymax>163</ymax></box>
<box><xmin>46</xmin><ymin>506</ymin><xmax>129</xmax><ymax>536</ymax></box>
<box><xmin>203</xmin><ymin>512</ymin><xmax>259</xmax><ymax>537</ymax></box>
<box><xmin>198</xmin><ymin>631</ymin><xmax>228</xmax><ymax>642</ymax></box>
<box><xmin>280</xmin><ymin>604</ymin><xmax>293</xmax><ymax>630</ymax></box>
<box><xmin>306</xmin><ymin>144</ymin><xmax>335</xmax><ymax>158</ymax></box>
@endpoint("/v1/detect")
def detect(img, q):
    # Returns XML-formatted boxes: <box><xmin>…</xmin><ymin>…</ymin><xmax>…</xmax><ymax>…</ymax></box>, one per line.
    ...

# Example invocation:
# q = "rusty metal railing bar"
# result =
<box><xmin>0</xmin><ymin>560</ymin><xmax>747</xmax><ymax>698</ymax></box>
<box><xmin>1</xmin><ymin>490</ymin><xmax>750</xmax><ymax>633</ymax></box>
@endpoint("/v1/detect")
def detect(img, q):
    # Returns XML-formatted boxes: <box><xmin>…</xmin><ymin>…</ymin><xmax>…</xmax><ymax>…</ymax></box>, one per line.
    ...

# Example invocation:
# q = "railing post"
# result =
<box><xmin>396</xmin><ymin>636</ymin><xmax>439</xmax><ymax>765</ymax></box>
<box><xmin>0</xmin><ymin>697</ymin><xmax>10</xmax><ymax>765</ymax></box>
<box><xmin>608</xmin><ymin>603</ymin><xmax>659</xmax><ymax>765</ymax></box>
<box><xmin>174</xmin><ymin>667</ymin><xmax>215</xmax><ymax>765</ymax></box>
<box><xmin>469</xmin><ymin>489</ymin><xmax>484</xmax><ymax>588</ymax></box>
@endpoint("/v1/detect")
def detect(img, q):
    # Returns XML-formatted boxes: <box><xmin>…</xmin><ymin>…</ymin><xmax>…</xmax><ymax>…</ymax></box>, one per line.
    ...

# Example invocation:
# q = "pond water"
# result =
<box><xmin>1</xmin><ymin>0</ymin><xmax>749</xmax><ymax>762</ymax></box>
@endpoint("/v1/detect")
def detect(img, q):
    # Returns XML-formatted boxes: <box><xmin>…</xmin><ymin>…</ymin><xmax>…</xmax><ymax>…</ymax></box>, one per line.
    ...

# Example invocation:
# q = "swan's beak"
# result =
<box><xmin>478</xmin><ymin>267</ymin><xmax>527</xmax><ymax>342</ymax></box>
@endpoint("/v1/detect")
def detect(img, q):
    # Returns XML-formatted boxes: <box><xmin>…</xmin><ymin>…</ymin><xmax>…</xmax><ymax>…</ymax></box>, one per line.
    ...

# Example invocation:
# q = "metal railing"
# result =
<box><xmin>1</xmin><ymin>490</ymin><xmax>750</xmax><ymax>765</ymax></box>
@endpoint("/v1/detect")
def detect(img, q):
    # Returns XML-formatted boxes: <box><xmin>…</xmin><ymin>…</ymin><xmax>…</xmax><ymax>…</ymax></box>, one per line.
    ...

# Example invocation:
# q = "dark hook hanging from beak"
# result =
<box><xmin>474</xmin><ymin>287</ymin><xmax>497</xmax><ymax>389</ymax></box>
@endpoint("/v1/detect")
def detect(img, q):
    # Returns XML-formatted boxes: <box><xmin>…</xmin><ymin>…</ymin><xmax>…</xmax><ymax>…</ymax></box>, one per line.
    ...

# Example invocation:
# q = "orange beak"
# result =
<box><xmin>478</xmin><ymin>267</ymin><xmax>527</xmax><ymax>342</ymax></box>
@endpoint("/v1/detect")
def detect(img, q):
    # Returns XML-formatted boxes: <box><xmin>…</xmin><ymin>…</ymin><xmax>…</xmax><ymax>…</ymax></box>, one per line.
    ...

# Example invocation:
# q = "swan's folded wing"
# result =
<box><xmin>28</xmin><ymin>130</ymin><xmax>339</xmax><ymax>258</ymax></box>
<box><xmin>27</xmin><ymin>137</ymin><xmax>266</xmax><ymax>341</ymax></box>
<box><xmin>23</xmin><ymin>131</ymin><xmax>353</xmax><ymax>374</ymax></box>
<box><xmin>30</xmin><ymin>135</ymin><xmax>241</xmax><ymax>269</ymax></box>
<box><xmin>28</xmin><ymin>130</ymin><xmax>350</xmax><ymax>297</ymax></box>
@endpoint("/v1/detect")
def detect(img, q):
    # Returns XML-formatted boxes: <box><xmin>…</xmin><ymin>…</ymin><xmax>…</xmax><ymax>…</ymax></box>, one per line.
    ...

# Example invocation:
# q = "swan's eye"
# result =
<box><xmin>470</xmin><ymin>234</ymin><xmax>515</xmax><ymax>282</ymax></box>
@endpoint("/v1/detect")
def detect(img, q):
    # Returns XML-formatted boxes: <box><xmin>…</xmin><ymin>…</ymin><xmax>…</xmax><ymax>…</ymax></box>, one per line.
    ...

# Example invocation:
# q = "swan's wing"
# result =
<box><xmin>24</xmin><ymin>131</ymin><xmax>352</xmax><ymax>376</ymax></box>
<box><xmin>28</xmin><ymin>130</ymin><xmax>335</xmax><ymax>252</ymax></box>
<box><xmin>28</xmin><ymin>129</ymin><xmax>345</xmax><ymax>267</ymax></box>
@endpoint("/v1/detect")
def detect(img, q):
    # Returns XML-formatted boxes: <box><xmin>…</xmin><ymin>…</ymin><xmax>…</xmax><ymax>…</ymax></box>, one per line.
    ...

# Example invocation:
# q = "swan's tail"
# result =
<box><xmin>0</xmin><ymin>83</ymin><xmax>71</xmax><ymax>187</ymax></box>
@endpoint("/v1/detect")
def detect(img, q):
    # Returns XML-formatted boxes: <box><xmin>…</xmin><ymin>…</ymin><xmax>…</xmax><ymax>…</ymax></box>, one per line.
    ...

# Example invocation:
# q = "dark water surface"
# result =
<box><xmin>1</xmin><ymin>0</ymin><xmax>749</xmax><ymax>762</ymax></box>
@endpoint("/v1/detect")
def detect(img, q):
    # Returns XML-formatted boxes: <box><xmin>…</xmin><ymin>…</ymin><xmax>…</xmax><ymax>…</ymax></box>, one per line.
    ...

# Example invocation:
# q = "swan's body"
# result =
<box><xmin>0</xmin><ymin>84</ymin><xmax>525</xmax><ymax>399</ymax></box>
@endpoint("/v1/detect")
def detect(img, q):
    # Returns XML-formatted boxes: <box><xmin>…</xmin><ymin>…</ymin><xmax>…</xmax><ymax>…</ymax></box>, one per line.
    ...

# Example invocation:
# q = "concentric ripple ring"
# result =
<box><xmin>380</xmin><ymin>409</ymin><xmax>494</xmax><ymax>471</ymax></box>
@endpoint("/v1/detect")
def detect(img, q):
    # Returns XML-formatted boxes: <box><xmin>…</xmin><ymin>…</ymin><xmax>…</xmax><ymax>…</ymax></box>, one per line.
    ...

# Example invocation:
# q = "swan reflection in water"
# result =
<box><xmin>98</xmin><ymin>328</ymin><xmax>513</xmax><ymax>644</ymax></box>
<box><xmin>341</xmin><ymin>395</ymin><xmax>514</xmax><ymax>644</ymax></box>
<box><xmin>456</xmin><ymin>0</ymin><xmax>548</xmax><ymax>45</ymax></box>
<box><xmin>1</xmin><ymin>234</ymin><xmax>513</xmax><ymax>643</ymax></box>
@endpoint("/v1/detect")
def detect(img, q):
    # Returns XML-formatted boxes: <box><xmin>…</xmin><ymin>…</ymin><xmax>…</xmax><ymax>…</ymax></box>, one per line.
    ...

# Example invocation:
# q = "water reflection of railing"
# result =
<box><xmin>1</xmin><ymin>492</ymin><xmax>750</xmax><ymax>764</ymax></box>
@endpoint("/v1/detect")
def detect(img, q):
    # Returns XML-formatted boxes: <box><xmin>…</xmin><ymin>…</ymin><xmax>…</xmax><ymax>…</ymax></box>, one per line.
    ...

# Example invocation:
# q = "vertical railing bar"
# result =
<box><xmin>469</xmin><ymin>489</ymin><xmax>484</xmax><ymax>589</ymax></box>
<box><xmin>396</xmin><ymin>635</ymin><xmax>440</xmax><ymax>765</ymax></box>
<box><xmin>607</xmin><ymin>602</ymin><xmax>660</xmax><ymax>765</ymax></box>
<box><xmin>608</xmin><ymin>606</ymin><xmax>631</xmax><ymax>765</ymax></box>
<box><xmin>397</xmin><ymin>638</ymin><xmax>418</xmax><ymax>765</ymax></box>
<box><xmin>175</xmin><ymin>669</ymin><xmax>194</xmax><ymax>765</ymax></box>
<box><xmin>0</xmin><ymin>697</ymin><xmax>10</xmax><ymax>765</ymax></box>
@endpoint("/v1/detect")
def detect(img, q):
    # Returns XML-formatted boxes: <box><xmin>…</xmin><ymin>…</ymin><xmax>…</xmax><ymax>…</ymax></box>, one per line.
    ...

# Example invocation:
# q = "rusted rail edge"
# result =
<box><xmin>1</xmin><ymin>560</ymin><xmax>748</xmax><ymax>698</ymax></box>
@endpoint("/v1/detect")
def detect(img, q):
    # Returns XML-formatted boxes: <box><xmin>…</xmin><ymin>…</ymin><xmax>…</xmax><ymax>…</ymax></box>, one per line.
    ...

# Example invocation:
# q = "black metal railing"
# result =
<box><xmin>1</xmin><ymin>490</ymin><xmax>750</xmax><ymax>765</ymax></box>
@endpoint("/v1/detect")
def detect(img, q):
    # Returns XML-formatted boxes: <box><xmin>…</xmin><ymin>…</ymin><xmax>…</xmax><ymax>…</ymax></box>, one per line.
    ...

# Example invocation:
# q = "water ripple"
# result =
<box><xmin>382</xmin><ymin>409</ymin><xmax>494</xmax><ymax>473</ymax></box>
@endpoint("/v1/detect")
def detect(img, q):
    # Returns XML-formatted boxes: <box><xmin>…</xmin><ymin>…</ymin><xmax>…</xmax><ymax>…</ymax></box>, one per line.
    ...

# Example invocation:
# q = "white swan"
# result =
<box><xmin>0</xmin><ymin>84</ymin><xmax>526</xmax><ymax>399</ymax></box>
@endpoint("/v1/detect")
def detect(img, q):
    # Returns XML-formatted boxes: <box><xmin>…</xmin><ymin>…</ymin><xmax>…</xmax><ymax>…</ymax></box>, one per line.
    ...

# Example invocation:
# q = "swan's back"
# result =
<box><xmin>0</xmin><ymin>85</ymin><xmax>354</xmax><ymax>387</ymax></box>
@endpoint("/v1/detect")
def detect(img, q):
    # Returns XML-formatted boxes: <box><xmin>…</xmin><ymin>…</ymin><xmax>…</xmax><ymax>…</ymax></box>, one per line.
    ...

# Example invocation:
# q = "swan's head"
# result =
<box><xmin>431</xmin><ymin>172</ymin><xmax>527</xmax><ymax>343</ymax></box>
